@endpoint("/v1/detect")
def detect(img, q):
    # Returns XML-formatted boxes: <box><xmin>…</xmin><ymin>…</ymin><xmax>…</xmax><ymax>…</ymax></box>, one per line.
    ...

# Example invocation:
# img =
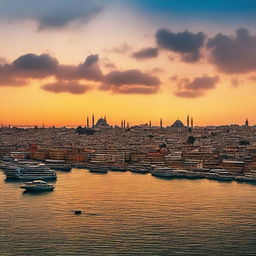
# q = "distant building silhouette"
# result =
<box><xmin>245</xmin><ymin>118</ymin><xmax>249</xmax><ymax>127</ymax></box>
<box><xmin>92</xmin><ymin>114</ymin><xmax>95</xmax><ymax>128</ymax></box>
<box><xmin>171</xmin><ymin>119</ymin><xmax>184</xmax><ymax>128</ymax></box>
<box><xmin>95</xmin><ymin>118</ymin><xmax>110</xmax><ymax>129</ymax></box>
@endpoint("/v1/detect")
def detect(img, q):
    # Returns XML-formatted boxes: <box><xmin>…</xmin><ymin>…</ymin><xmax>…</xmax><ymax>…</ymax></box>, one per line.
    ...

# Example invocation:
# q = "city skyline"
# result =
<box><xmin>1</xmin><ymin>0</ymin><xmax>256</xmax><ymax>126</ymax></box>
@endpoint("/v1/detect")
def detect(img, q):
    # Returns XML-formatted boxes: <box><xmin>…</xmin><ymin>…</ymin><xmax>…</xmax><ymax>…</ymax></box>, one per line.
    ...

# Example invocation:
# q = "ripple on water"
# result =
<box><xmin>0</xmin><ymin>169</ymin><xmax>256</xmax><ymax>256</ymax></box>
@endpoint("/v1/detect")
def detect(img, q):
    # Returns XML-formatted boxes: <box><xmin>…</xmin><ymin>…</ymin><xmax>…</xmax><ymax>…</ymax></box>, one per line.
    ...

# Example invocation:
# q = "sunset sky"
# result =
<box><xmin>1</xmin><ymin>0</ymin><xmax>256</xmax><ymax>127</ymax></box>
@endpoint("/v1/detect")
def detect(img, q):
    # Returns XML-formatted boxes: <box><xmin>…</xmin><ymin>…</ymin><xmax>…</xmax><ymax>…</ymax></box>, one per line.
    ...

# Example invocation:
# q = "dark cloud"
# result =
<box><xmin>207</xmin><ymin>28</ymin><xmax>256</xmax><ymax>74</ymax></box>
<box><xmin>174</xmin><ymin>75</ymin><xmax>219</xmax><ymax>98</ymax></box>
<box><xmin>0</xmin><ymin>69</ymin><xmax>28</xmax><ymax>87</ymax></box>
<box><xmin>0</xmin><ymin>53</ymin><xmax>161</xmax><ymax>95</ymax></box>
<box><xmin>184</xmin><ymin>75</ymin><xmax>219</xmax><ymax>90</ymax></box>
<box><xmin>156</xmin><ymin>28</ymin><xmax>206</xmax><ymax>62</ymax></box>
<box><xmin>83</xmin><ymin>54</ymin><xmax>99</xmax><ymax>66</ymax></box>
<box><xmin>101</xmin><ymin>69</ymin><xmax>160</xmax><ymax>94</ymax></box>
<box><xmin>0</xmin><ymin>53</ymin><xmax>104</xmax><ymax>87</ymax></box>
<box><xmin>132</xmin><ymin>47</ymin><xmax>158</xmax><ymax>59</ymax></box>
<box><xmin>0</xmin><ymin>0</ymin><xmax>103</xmax><ymax>30</ymax></box>
<box><xmin>12</xmin><ymin>53</ymin><xmax>58</xmax><ymax>78</ymax></box>
<box><xmin>104</xmin><ymin>69</ymin><xmax>160</xmax><ymax>86</ymax></box>
<box><xmin>56</xmin><ymin>54</ymin><xmax>103</xmax><ymax>81</ymax></box>
<box><xmin>41</xmin><ymin>81</ymin><xmax>90</xmax><ymax>94</ymax></box>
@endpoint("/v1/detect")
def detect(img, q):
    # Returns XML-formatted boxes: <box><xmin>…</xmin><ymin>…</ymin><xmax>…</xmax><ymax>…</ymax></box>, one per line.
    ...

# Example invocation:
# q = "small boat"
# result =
<box><xmin>88</xmin><ymin>166</ymin><xmax>108</xmax><ymax>174</ymax></box>
<box><xmin>129</xmin><ymin>166</ymin><xmax>149</xmax><ymax>174</ymax></box>
<box><xmin>110</xmin><ymin>166</ymin><xmax>127</xmax><ymax>172</ymax></box>
<box><xmin>20</xmin><ymin>180</ymin><xmax>54</xmax><ymax>192</ymax></box>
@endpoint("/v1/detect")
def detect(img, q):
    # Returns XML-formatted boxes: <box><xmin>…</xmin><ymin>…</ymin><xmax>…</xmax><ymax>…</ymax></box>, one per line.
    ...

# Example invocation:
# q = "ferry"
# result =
<box><xmin>20</xmin><ymin>180</ymin><xmax>54</xmax><ymax>192</ymax></box>
<box><xmin>4</xmin><ymin>164</ymin><xmax>57</xmax><ymax>181</ymax></box>
<box><xmin>44</xmin><ymin>159</ymin><xmax>72</xmax><ymax>171</ymax></box>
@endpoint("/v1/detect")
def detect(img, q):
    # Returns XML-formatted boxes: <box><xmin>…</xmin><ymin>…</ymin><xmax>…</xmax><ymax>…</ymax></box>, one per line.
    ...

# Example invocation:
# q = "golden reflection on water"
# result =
<box><xmin>0</xmin><ymin>169</ymin><xmax>256</xmax><ymax>256</ymax></box>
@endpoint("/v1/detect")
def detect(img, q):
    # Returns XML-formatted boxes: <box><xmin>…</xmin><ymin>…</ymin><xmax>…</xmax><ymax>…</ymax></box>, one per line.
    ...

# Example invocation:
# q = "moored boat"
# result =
<box><xmin>88</xmin><ymin>166</ymin><xmax>108</xmax><ymax>174</ymax></box>
<box><xmin>44</xmin><ymin>159</ymin><xmax>72</xmax><ymax>171</ymax></box>
<box><xmin>110</xmin><ymin>166</ymin><xmax>127</xmax><ymax>172</ymax></box>
<box><xmin>4</xmin><ymin>164</ymin><xmax>57</xmax><ymax>181</ymax></box>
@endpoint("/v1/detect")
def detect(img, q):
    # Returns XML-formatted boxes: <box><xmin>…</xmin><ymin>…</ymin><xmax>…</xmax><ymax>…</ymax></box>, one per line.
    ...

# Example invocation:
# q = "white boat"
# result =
<box><xmin>44</xmin><ymin>159</ymin><xmax>72</xmax><ymax>171</ymax></box>
<box><xmin>4</xmin><ymin>164</ymin><xmax>57</xmax><ymax>181</ymax></box>
<box><xmin>20</xmin><ymin>180</ymin><xmax>54</xmax><ymax>192</ymax></box>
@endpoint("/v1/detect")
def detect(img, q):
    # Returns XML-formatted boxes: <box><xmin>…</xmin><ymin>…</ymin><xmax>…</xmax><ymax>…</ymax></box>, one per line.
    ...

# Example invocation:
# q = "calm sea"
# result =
<box><xmin>0</xmin><ymin>169</ymin><xmax>255</xmax><ymax>256</ymax></box>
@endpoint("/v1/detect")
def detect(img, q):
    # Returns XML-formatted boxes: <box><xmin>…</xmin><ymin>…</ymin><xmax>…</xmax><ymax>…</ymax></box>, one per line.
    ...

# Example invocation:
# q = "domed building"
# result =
<box><xmin>95</xmin><ymin>117</ymin><xmax>110</xmax><ymax>129</ymax></box>
<box><xmin>171</xmin><ymin>119</ymin><xmax>184</xmax><ymax>128</ymax></box>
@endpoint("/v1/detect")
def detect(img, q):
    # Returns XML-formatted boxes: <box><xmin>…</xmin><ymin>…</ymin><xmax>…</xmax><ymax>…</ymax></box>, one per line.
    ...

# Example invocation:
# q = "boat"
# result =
<box><xmin>129</xmin><ymin>166</ymin><xmax>149</xmax><ymax>174</ymax></box>
<box><xmin>4</xmin><ymin>164</ymin><xmax>57</xmax><ymax>181</ymax></box>
<box><xmin>20</xmin><ymin>180</ymin><xmax>54</xmax><ymax>192</ymax></box>
<box><xmin>44</xmin><ymin>159</ymin><xmax>72</xmax><ymax>171</ymax></box>
<box><xmin>110</xmin><ymin>166</ymin><xmax>127</xmax><ymax>172</ymax></box>
<box><xmin>88</xmin><ymin>166</ymin><xmax>108</xmax><ymax>174</ymax></box>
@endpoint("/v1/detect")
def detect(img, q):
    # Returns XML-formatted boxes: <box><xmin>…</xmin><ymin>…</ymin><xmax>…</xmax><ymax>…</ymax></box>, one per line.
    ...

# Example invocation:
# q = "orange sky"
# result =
<box><xmin>0</xmin><ymin>1</ymin><xmax>256</xmax><ymax>127</ymax></box>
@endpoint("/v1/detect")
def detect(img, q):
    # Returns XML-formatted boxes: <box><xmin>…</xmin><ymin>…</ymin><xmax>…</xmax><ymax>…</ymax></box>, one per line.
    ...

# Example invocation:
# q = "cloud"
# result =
<box><xmin>41</xmin><ymin>81</ymin><xmax>90</xmax><ymax>94</ymax></box>
<box><xmin>132</xmin><ymin>47</ymin><xmax>158</xmax><ymax>60</ymax></box>
<box><xmin>207</xmin><ymin>28</ymin><xmax>256</xmax><ymax>74</ymax></box>
<box><xmin>101</xmin><ymin>69</ymin><xmax>160</xmax><ymax>94</ymax></box>
<box><xmin>156</xmin><ymin>28</ymin><xmax>206</xmax><ymax>62</ymax></box>
<box><xmin>12</xmin><ymin>53</ymin><xmax>58</xmax><ymax>78</ymax></box>
<box><xmin>56</xmin><ymin>54</ymin><xmax>103</xmax><ymax>81</ymax></box>
<box><xmin>110</xmin><ymin>85</ymin><xmax>159</xmax><ymax>94</ymax></box>
<box><xmin>0</xmin><ymin>0</ymin><xmax>103</xmax><ymax>30</ymax></box>
<box><xmin>0</xmin><ymin>53</ymin><xmax>104</xmax><ymax>87</ymax></box>
<box><xmin>104</xmin><ymin>69</ymin><xmax>160</xmax><ymax>86</ymax></box>
<box><xmin>110</xmin><ymin>43</ymin><xmax>132</xmax><ymax>54</ymax></box>
<box><xmin>0</xmin><ymin>53</ymin><xmax>161</xmax><ymax>95</ymax></box>
<box><xmin>174</xmin><ymin>75</ymin><xmax>219</xmax><ymax>98</ymax></box>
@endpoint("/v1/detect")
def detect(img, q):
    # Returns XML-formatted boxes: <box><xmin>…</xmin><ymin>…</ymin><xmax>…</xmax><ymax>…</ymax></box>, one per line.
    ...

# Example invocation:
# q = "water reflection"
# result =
<box><xmin>0</xmin><ymin>169</ymin><xmax>256</xmax><ymax>256</ymax></box>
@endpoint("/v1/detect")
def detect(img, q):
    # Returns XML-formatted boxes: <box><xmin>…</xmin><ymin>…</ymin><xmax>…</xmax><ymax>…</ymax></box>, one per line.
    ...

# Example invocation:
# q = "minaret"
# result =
<box><xmin>104</xmin><ymin>115</ymin><xmax>106</xmax><ymax>122</ymax></box>
<box><xmin>124</xmin><ymin>120</ymin><xmax>126</xmax><ymax>129</ymax></box>
<box><xmin>187</xmin><ymin>115</ymin><xmax>190</xmax><ymax>128</ymax></box>
<box><xmin>191</xmin><ymin>117</ymin><xmax>194</xmax><ymax>128</ymax></box>
<box><xmin>160</xmin><ymin>118</ymin><xmax>163</xmax><ymax>130</ymax></box>
<box><xmin>245</xmin><ymin>118</ymin><xmax>249</xmax><ymax>127</ymax></box>
<box><xmin>121</xmin><ymin>120</ymin><xmax>123</xmax><ymax>128</ymax></box>
<box><xmin>127</xmin><ymin>122</ymin><xmax>129</xmax><ymax>128</ymax></box>
<box><xmin>149</xmin><ymin>120</ymin><xmax>152</xmax><ymax>129</ymax></box>
<box><xmin>86</xmin><ymin>117</ymin><xmax>89</xmax><ymax>128</ymax></box>
<box><xmin>92</xmin><ymin>114</ymin><xmax>95</xmax><ymax>128</ymax></box>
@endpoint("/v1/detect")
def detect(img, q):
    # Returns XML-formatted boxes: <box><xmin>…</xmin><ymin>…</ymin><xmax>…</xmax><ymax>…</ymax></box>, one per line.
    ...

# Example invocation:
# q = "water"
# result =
<box><xmin>0</xmin><ymin>169</ymin><xmax>256</xmax><ymax>256</ymax></box>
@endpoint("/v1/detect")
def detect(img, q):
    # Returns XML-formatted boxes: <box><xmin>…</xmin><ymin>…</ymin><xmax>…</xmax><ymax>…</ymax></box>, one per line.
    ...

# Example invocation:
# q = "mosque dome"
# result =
<box><xmin>171</xmin><ymin>119</ymin><xmax>184</xmax><ymax>128</ymax></box>
<box><xmin>95</xmin><ymin>118</ymin><xmax>109</xmax><ymax>127</ymax></box>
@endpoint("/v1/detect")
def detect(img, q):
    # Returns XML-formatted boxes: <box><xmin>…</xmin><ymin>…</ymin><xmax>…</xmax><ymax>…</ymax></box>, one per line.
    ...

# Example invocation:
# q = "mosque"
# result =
<box><xmin>86</xmin><ymin>114</ymin><xmax>194</xmax><ymax>129</ymax></box>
